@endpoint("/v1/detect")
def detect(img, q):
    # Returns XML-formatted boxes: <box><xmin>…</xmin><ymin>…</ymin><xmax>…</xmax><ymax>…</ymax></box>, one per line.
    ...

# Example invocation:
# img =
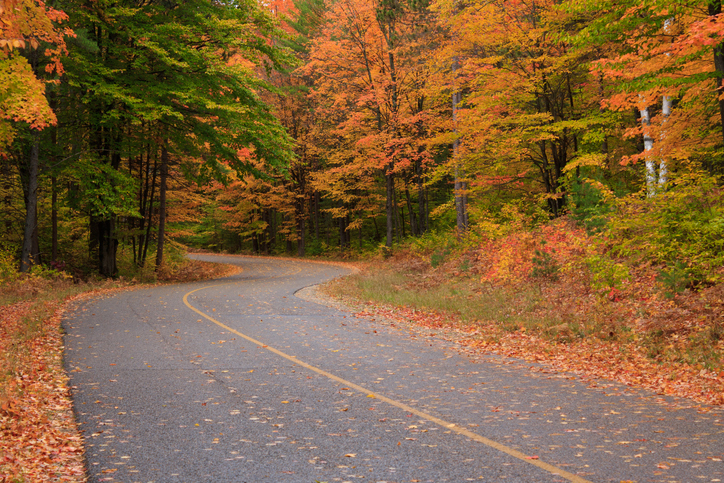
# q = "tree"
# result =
<box><xmin>304</xmin><ymin>0</ymin><xmax>437</xmax><ymax>247</ymax></box>
<box><xmin>61</xmin><ymin>0</ymin><xmax>295</xmax><ymax>275</ymax></box>
<box><xmin>430</xmin><ymin>0</ymin><xmax>597</xmax><ymax>217</ymax></box>
<box><xmin>0</xmin><ymin>0</ymin><xmax>71</xmax><ymax>271</ymax></box>
<box><xmin>566</xmin><ymin>0</ymin><xmax>724</xmax><ymax>184</ymax></box>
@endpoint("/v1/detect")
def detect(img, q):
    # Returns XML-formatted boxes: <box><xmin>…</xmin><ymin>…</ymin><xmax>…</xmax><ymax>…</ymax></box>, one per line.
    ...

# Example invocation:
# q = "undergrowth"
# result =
<box><xmin>324</xmin><ymin>193</ymin><xmax>724</xmax><ymax>376</ymax></box>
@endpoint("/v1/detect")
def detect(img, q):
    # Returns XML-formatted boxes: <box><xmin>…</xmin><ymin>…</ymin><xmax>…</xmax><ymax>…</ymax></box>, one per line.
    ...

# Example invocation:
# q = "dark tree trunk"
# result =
<box><xmin>21</xmin><ymin>134</ymin><xmax>40</xmax><ymax>272</ymax></box>
<box><xmin>385</xmin><ymin>167</ymin><xmax>394</xmax><ymax>247</ymax></box>
<box><xmin>710</xmin><ymin>2</ymin><xmax>724</xmax><ymax>147</ymax></box>
<box><xmin>2</xmin><ymin>161</ymin><xmax>12</xmax><ymax>236</ymax></box>
<box><xmin>314</xmin><ymin>191</ymin><xmax>320</xmax><ymax>239</ymax></box>
<box><xmin>338</xmin><ymin>208</ymin><xmax>349</xmax><ymax>251</ymax></box>
<box><xmin>393</xmin><ymin>182</ymin><xmax>402</xmax><ymax>242</ymax></box>
<box><xmin>297</xmin><ymin>207</ymin><xmax>305</xmax><ymax>257</ymax></box>
<box><xmin>96</xmin><ymin>218</ymin><xmax>117</xmax><ymax>277</ymax></box>
<box><xmin>140</xmin><ymin>147</ymin><xmax>157</xmax><ymax>267</ymax></box>
<box><xmin>339</xmin><ymin>216</ymin><xmax>345</xmax><ymax>250</ymax></box>
<box><xmin>50</xmin><ymin>106</ymin><xmax>58</xmax><ymax>262</ymax></box>
<box><xmin>155</xmin><ymin>145</ymin><xmax>168</xmax><ymax>271</ymax></box>
<box><xmin>452</xmin><ymin>57</ymin><xmax>468</xmax><ymax>238</ymax></box>
<box><xmin>405</xmin><ymin>187</ymin><xmax>417</xmax><ymax>236</ymax></box>
<box><xmin>51</xmin><ymin>176</ymin><xmax>58</xmax><ymax>262</ymax></box>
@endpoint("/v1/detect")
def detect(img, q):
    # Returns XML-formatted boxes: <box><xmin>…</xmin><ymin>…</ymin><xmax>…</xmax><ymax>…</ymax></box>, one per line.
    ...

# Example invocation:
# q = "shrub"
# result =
<box><xmin>584</xmin><ymin>253</ymin><xmax>630</xmax><ymax>292</ymax></box>
<box><xmin>570</xmin><ymin>179</ymin><xmax>611</xmax><ymax>234</ymax></box>
<box><xmin>0</xmin><ymin>244</ymin><xmax>19</xmax><ymax>284</ymax></box>
<box><xmin>531</xmin><ymin>243</ymin><xmax>559</xmax><ymax>281</ymax></box>
<box><xmin>607</xmin><ymin>172</ymin><xmax>724</xmax><ymax>285</ymax></box>
<box><xmin>657</xmin><ymin>262</ymin><xmax>691</xmax><ymax>299</ymax></box>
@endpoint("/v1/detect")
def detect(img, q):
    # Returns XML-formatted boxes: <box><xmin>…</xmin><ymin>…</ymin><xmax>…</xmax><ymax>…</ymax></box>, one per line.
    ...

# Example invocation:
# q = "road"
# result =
<box><xmin>63</xmin><ymin>254</ymin><xmax>724</xmax><ymax>483</ymax></box>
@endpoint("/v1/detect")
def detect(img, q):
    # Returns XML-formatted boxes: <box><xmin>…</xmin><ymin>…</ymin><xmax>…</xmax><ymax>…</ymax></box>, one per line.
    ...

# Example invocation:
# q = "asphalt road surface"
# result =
<box><xmin>63</xmin><ymin>254</ymin><xmax>724</xmax><ymax>483</ymax></box>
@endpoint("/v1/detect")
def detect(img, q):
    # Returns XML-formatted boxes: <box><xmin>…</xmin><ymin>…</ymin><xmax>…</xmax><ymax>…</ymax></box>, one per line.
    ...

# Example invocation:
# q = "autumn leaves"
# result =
<box><xmin>204</xmin><ymin>0</ymin><xmax>724</xmax><ymax>256</ymax></box>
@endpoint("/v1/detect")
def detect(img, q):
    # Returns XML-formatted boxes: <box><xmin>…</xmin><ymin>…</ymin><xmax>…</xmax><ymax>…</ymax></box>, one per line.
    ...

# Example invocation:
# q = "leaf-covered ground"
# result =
<box><xmin>322</xmin><ymin>218</ymin><xmax>724</xmax><ymax>407</ymax></box>
<box><xmin>0</xmin><ymin>298</ymin><xmax>86</xmax><ymax>482</ymax></box>
<box><xmin>0</xmin><ymin>259</ymin><xmax>240</xmax><ymax>482</ymax></box>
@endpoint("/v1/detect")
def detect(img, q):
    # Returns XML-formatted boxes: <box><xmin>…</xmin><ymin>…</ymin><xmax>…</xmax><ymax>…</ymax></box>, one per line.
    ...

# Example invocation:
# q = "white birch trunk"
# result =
<box><xmin>659</xmin><ymin>95</ymin><xmax>672</xmax><ymax>188</ymax></box>
<box><xmin>640</xmin><ymin>100</ymin><xmax>657</xmax><ymax>198</ymax></box>
<box><xmin>658</xmin><ymin>18</ymin><xmax>674</xmax><ymax>190</ymax></box>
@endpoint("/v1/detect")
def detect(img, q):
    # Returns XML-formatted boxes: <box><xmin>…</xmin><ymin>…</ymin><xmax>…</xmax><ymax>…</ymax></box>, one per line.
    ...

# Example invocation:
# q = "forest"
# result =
<box><xmin>1</xmin><ymin>0</ymin><xmax>724</xmax><ymax>285</ymax></box>
<box><xmin>4</xmin><ymin>3</ymin><xmax>724</xmax><ymax>476</ymax></box>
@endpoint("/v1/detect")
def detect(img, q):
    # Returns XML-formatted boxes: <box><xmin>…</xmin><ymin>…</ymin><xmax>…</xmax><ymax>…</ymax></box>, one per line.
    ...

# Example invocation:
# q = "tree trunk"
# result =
<box><xmin>51</xmin><ymin>108</ymin><xmax>58</xmax><ymax>262</ymax></box>
<box><xmin>97</xmin><ymin>218</ymin><xmax>117</xmax><ymax>277</ymax></box>
<box><xmin>313</xmin><ymin>191</ymin><xmax>320</xmax><ymax>239</ymax></box>
<box><xmin>51</xmin><ymin>175</ymin><xmax>58</xmax><ymax>262</ymax></box>
<box><xmin>2</xmin><ymin>161</ymin><xmax>12</xmax><ymax>236</ymax></box>
<box><xmin>20</xmin><ymin>134</ymin><xmax>40</xmax><ymax>272</ymax></box>
<box><xmin>639</xmin><ymin>99</ymin><xmax>656</xmax><ymax>198</ymax></box>
<box><xmin>393</xmin><ymin>183</ymin><xmax>402</xmax><ymax>241</ymax></box>
<box><xmin>417</xmin><ymin>158</ymin><xmax>427</xmax><ymax>234</ymax></box>
<box><xmin>140</xmin><ymin>148</ymin><xmax>158</xmax><ymax>267</ymax></box>
<box><xmin>338</xmin><ymin>216</ymin><xmax>345</xmax><ymax>250</ymax></box>
<box><xmin>659</xmin><ymin>95</ymin><xmax>672</xmax><ymax>188</ymax></box>
<box><xmin>297</xmin><ymin>206</ymin><xmax>305</xmax><ymax>257</ymax></box>
<box><xmin>155</xmin><ymin>145</ymin><xmax>168</xmax><ymax>271</ymax></box>
<box><xmin>452</xmin><ymin>56</ymin><xmax>468</xmax><ymax>237</ymax></box>
<box><xmin>385</xmin><ymin>168</ymin><xmax>394</xmax><ymax>247</ymax></box>
<box><xmin>709</xmin><ymin>1</ymin><xmax>724</xmax><ymax>146</ymax></box>
<box><xmin>405</xmin><ymin>187</ymin><xmax>416</xmax><ymax>236</ymax></box>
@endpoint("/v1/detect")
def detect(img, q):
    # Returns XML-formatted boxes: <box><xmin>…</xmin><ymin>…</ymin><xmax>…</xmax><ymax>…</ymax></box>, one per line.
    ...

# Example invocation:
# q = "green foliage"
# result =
<box><xmin>27</xmin><ymin>263</ymin><xmax>71</xmax><ymax>281</ymax></box>
<box><xmin>657</xmin><ymin>262</ymin><xmax>691</xmax><ymax>299</ymax></box>
<box><xmin>66</xmin><ymin>157</ymin><xmax>140</xmax><ymax>218</ymax></box>
<box><xmin>608</xmin><ymin>172</ymin><xmax>724</xmax><ymax>284</ymax></box>
<box><xmin>306</xmin><ymin>238</ymin><xmax>328</xmax><ymax>256</ymax></box>
<box><xmin>584</xmin><ymin>253</ymin><xmax>629</xmax><ymax>292</ymax></box>
<box><xmin>570</xmin><ymin>179</ymin><xmax>611</xmax><ymax>234</ymax></box>
<box><xmin>65</xmin><ymin>0</ymin><xmax>296</xmax><ymax>182</ymax></box>
<box><xmin>0</xmin><ymin>243</ymin><xmax>19</xmax><ymax>283</ymax></box>
<box><xmin>531</xmin><ymin>243</ymin><xmax>559</xmax><ymax>282</ymax></box>
<box><xmin>430</xmin><ymin>246</ymin><xmax>450</xmax><ymax>268</ymax></box>
<box><xmin>405</xmin><ymin>230</ymin><xmax>463</xmax><ymax>268</ymax></box>
<box><xmin>407</xmin><ymin>229</ymin><xmax>454</xmax><ymax>254</ymax></box>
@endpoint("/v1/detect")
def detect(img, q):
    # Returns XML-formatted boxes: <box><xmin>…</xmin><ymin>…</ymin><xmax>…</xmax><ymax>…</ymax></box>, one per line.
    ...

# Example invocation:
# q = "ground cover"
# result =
<box><xmin>322</xmin><ymin>216</ymin><xmax>724</xmax><ymax>407</ymax></box>
<box><xmin>0</xmin><ymin>259</ymin><xmax>239</xmax><ymax>483</ymax></box>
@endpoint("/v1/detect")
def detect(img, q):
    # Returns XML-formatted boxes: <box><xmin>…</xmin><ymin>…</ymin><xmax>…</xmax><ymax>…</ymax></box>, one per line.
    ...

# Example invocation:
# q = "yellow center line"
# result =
<box><xmin>182</xmin><ymin>284</ymin><xmax>592</xmax><ymax>483</ymax></box>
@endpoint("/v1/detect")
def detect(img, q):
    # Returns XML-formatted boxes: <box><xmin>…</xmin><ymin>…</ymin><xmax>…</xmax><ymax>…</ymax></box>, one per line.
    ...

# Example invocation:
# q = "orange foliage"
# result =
<box><xmin>596</xmin><ymin>8</ymin><xmax>724</xmax><ymax>166</ymax></box>
<box><xmin>0</xmin><ymin>0</ymin><xmax>72</xmax><ymax>153</ymax></box>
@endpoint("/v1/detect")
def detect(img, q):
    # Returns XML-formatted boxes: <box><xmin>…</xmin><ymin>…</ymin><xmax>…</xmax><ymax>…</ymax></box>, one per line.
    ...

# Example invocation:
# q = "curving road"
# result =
<box><xmin>63</xmin><ymin>255</ymin><xmax>724</xmax><ymax>482</ymax></box>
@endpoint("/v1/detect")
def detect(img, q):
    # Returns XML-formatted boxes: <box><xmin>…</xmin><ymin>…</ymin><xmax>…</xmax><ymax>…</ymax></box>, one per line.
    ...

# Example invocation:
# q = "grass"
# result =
<box><xmin>336</xmin><ymin>271</ymin><xmax>555</xmax><ymax>332</ymax></box>
<box><xmin>325</xmin><ymin>263</ymin><xmax>623</xmax><ymax>342</ymax></box>
<box><xmin>320</xmin><ymin>224</ymin><xmax>724</xmax><ymax>405</ymax></box>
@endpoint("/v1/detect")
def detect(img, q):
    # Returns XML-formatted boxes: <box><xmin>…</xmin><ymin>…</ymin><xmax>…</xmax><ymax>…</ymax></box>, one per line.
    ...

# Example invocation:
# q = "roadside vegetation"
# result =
<box><xmin>4</xmin><ymin>0</ymin><xmax>724</xmax><ymax>479</ymax></box>
<box><xmin>323</xmin><ymin>177</ymin><xmax>724</xmax><ymax>406</ymax></box>
<box><xmin>0</xmin><ymin>248</ymin><xmax>238</xmax><ymax>483</ymax></box>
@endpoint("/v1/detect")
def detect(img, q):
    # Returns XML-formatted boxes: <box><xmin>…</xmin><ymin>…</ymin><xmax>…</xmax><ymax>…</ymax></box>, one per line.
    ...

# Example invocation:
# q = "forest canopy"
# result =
<box><xmin>1</xmin><ymin>0</ymin><xmax>723</xmax><ymax>283</ymax></box>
